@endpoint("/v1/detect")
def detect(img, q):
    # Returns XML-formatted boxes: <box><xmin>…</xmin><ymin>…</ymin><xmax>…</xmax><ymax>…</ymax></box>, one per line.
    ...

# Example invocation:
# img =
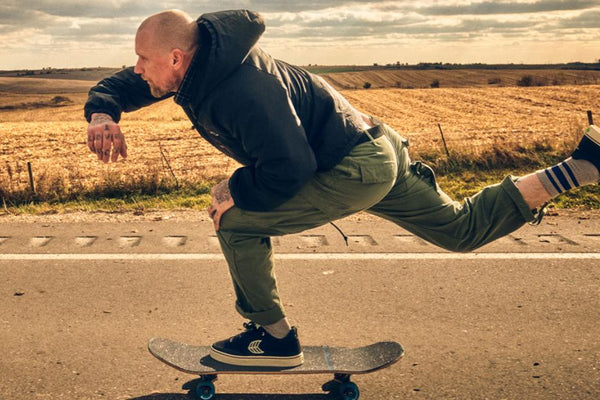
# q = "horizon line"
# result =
<box><xmin>2</xmin><ymin>60</ymin><xmax>600</xmax><ymax>73</ymax></box>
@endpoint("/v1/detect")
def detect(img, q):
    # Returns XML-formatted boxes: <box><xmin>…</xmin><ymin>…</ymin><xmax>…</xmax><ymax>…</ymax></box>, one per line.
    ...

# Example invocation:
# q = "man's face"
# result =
<box><xmin>134</xmin><ymin>28</ymin><xmax>177</xmax><ymax>98</ymax></box>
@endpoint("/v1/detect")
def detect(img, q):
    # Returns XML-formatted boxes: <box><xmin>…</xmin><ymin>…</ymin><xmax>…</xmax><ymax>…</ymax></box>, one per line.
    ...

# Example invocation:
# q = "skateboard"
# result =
<box><xmin>148</xmin><ymin>337</ymin><xmax>404</xmax><ymax>400</ymax></box>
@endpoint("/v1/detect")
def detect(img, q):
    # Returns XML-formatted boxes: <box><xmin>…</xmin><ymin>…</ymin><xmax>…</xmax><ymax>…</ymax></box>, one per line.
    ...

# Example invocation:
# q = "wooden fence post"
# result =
<box><xmin>27</xmin><ymin>162</ymin><xmax>35</xmax><ymax>194</ymax></box>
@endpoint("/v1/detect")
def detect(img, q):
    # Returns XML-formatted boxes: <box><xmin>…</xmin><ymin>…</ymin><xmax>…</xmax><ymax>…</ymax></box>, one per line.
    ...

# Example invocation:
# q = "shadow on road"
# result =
<box><xmin>129</xmin><ymin>378</ymin><xmax>331</xmax><ymax>400</ymax></box>
<box><xmin>130</xmin><ymin>395</ymin><xmax>329</xmax><ymax>400</ymax></box>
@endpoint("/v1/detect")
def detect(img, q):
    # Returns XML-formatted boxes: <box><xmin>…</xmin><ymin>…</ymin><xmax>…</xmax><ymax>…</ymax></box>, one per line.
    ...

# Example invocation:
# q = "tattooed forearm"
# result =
<box><xmin>213</xmin><ymin>180</ymin><xmax>232</xmax><ymax>204</ymax></box>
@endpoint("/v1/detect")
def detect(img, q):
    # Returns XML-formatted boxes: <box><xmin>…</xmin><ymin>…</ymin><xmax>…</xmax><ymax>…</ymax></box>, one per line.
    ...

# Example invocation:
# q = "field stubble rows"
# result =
<box><xmin>1</xmin><ymin>84</ymin><xmax>599</xmax><ymax>210</ymax></box>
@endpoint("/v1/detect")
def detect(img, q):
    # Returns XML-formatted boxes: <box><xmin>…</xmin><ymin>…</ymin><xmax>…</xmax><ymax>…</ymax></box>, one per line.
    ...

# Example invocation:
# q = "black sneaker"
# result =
<box><xmin>572</xmin><ymin>124</ymin><xmax>600</xmax><ymax>175</ymax></box>
<box><xmin>209</xmin><ymin>322</ymin><xmax>304</xmax><ymax>367</ymax></box>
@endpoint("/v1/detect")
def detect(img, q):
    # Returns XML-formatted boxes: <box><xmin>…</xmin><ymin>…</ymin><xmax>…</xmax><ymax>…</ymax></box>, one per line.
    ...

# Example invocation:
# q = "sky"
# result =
<box><xmin>1</xmin><ymin>0</ymin><xmax>600</xmax><ymax>70</ymax></box>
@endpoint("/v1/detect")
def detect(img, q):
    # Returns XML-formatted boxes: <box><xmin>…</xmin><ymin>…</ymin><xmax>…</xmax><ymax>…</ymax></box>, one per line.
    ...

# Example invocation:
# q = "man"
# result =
<box><xmin>85</xmin><ymin>9</ymin><xmax>600</xmax><ymax>368</ymax></box>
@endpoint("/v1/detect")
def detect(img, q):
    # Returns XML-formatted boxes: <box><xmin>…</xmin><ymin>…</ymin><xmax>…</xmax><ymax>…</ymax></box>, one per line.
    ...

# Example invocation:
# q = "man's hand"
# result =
<box><xmin>207</xmin><ymin>179</ymin><xmax>235</xmax><ymax>231</ymax></box>
<box><xmin>87</xmin><ymin>113</ymin><xmax>127</xmax><ymax>163</ymax></box>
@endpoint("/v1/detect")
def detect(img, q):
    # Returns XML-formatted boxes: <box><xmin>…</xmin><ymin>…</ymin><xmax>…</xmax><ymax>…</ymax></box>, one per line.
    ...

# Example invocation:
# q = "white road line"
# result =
<box><xmin>0</xmin><ymin>253</ymin><xmax>599</xmax><ymax>261</ymax></box>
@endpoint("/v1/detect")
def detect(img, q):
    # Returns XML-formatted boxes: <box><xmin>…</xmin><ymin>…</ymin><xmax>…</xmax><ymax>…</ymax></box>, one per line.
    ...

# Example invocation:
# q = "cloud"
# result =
<box><xmin>417</xmin><ymin>0</ymin><xmax>600</xmax><ymax>16</ymax></box>
<box><xmin>262</xmin><ymin>1</ymin><xmax>599</xmax><ymax>41</ymax></box>
<box><xmin>556</xmin><ymin>8</ymin><xmax>600</xmax><ymax>28</ymax></box>
<box><xmin>186</xmin><ymin>0</ymin><xmax>388</xmax><ymax>14</ymax></box>
<box><xmin>47</xmin><ymin>18</ymin><xmax>140</xmax><ymax>40</ymax></box>
<box><xmin>0</xmin><ymin>5</ymin><xmax>53</xmax><ymax>27</ymax></box>
<box><xmin>14</xmin><ymin>0</ymin><xmax>157</xmax><ymax>18</ymax></box>
<box><xmin>1</xmin><ymin>0</ymin><xmax>599</xmax><ymax>69</ymax></box>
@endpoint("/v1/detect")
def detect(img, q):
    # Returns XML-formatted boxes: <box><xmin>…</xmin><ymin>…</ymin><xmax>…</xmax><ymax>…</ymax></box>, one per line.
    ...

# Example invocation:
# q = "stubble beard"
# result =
<box><xmin>148</xmin><ymin>82</ymin><xmax>170</xmax><ymax>98</ymax></box>
<box><xmin>146</xmin><ymin>76</ymin><xmax>178</xmax><ymax>98</ymax></box>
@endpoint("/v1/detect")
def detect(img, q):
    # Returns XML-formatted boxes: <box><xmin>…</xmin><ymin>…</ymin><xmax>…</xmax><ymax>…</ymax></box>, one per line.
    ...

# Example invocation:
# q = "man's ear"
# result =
<box><xmin>171</xmin><ymin>49</ymin><xmax>184</xmax><ymax>69</ymax></box>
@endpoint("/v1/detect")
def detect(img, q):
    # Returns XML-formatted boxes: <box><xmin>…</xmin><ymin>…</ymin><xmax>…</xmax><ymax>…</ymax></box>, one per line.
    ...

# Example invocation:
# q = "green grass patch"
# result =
<box><xmin>2</xmin><ymin>186</ymin><xmax>212</xmax><ymax>216</ymax></box>
<box><xmin>2</xmin><ymin>167</ymin><xmax>598</xmax><ymax>216</ymax></box>
<box><xmin>436</xmin><ymin>168</ymin><xmax>599</xmax><ymax>210</ymax></box>
<box><xmin>437</xmin><ymin>169</ymin><xmax>510</xmax><ymax>200</ymax></box>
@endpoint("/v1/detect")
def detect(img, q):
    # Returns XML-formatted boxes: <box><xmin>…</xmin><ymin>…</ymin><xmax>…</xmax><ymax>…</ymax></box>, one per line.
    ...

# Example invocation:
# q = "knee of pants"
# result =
<box><xmin>218</xmin><ymin>207</ymin><xmax>251</xmax><ymax>233</ymax></box>
<box><xmin>416</xmin><ymin>229</ymin><xmax>480</xmax><ymax>253</ymax></box>
<box><xmin>217</xmin><ymin>229</ymin><xmax>273</xmax><ymax>256</ymax></box>
<box><xmin>421</xmin><ymin>217</ymin><xmax>516</xmax><ymax>253</ymax></box>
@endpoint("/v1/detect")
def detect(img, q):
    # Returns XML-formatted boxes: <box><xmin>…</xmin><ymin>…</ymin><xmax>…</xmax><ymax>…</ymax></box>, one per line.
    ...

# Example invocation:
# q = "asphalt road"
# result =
<box><xmin>1</xmin><ymin>214</ymin><xmax>599</xmax><ymax>399</ymax></box>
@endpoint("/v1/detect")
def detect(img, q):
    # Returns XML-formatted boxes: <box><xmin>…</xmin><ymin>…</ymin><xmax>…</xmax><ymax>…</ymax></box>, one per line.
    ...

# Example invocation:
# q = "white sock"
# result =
<box><xmin>536</xmin><ymin>157</ymin><xmax>600</xmax><ymax>197</ymax></box>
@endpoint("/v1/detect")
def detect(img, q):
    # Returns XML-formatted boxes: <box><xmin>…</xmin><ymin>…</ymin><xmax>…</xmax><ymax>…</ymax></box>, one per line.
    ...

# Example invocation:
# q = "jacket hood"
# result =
<box><xmin>176</xmin><ymin>10</ymin><xmax>265</xmax><ymax>105</ymax></box>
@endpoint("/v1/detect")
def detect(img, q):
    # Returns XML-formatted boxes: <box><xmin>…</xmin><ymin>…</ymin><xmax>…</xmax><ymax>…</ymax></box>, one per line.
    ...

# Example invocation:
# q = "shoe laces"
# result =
<box><xmin>530</xmin><ymin>201</ymin><xmax>549</xmax><ymax>226</ymax></box>
<box><xmin>229</xmin><ymin>321</ymin><xmax>264</xmax><ymax>343</ymax></box>
<box><xmin>243</xmin><ymin>321</ymin><xmax>259</xmax><ymax>331</ymax></box>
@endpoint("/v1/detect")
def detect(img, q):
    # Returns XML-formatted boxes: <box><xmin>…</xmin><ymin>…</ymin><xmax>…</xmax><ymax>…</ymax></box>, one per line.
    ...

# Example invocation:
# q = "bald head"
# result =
<box><xmin>138</xmin><ymin>10</ymin><xmax>199</xmax><ymax>54</ymax></box>
<box><xmin>134</xmin><ymin>10</ymin><xmax>200</xmax><ymax>98</ymax></box>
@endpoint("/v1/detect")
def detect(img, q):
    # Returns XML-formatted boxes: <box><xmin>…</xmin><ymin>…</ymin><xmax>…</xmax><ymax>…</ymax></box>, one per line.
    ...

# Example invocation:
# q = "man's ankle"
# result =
<box><xmin>263</xmin><ymin>318</ymin><xmax>292</xmax><ymax>339</ymax></box>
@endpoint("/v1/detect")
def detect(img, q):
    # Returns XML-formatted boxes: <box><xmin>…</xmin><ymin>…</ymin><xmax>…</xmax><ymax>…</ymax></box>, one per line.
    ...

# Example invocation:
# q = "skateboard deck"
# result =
<box><xmin>149</xmin><ymin>337</ymin><xmax>404</xmax><ymax>400</ymax></box>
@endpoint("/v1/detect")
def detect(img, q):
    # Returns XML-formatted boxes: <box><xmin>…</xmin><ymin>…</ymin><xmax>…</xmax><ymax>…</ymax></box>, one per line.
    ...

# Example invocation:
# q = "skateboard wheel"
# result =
<box><xmin>339</xmin><ymin>381</ymin><xmax>360</xmax><ymax>400</ymax></box>
<box><xmin>195</xmin><ymin>380</ymin><xmax>215</xmax><ymax>400</ymax></box>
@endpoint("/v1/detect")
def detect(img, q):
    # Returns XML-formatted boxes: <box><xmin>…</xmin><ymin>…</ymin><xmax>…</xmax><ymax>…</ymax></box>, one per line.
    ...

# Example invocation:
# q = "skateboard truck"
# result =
<box><xmin>322</xmin><ymin>373</ymin><xmax>360</xmax><ymax>399</ymax></box>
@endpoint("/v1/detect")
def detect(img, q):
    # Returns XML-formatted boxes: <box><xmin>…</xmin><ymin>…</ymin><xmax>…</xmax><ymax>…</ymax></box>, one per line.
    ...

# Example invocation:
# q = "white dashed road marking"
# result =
<box><xmin>0</xmin><ymin>253</ymin><xmax>599</xmax><ymax>261</ymax></box>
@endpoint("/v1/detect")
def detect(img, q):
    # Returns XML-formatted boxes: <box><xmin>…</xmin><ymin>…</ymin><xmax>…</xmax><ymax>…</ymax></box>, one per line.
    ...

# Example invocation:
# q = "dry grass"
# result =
<box><xmin>0</xmin><ymin>77</ymin><xmax>96</xmax><ymax>94</ymax></box>
<box><xmin>0</xmin><ymin>91</ymin><xmax>231</xmax><ymax>210</ymax></box>
<box><xmin>0</xmin><ymin>74</ymin><xmax>599</xmax><ymax>211</ymax></box>
<box><xmin>343</xmin><ymin>85</ymin><xmax>599</xmax><ymax>171</ymax></box>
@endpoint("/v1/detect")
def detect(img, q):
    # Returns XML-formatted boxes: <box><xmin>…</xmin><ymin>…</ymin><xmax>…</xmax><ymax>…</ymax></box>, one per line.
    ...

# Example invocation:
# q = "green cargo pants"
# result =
<box><xmin>217</xmin><ymin>124</ymin><xmax>535</xmax><ymax>325</ymax></box>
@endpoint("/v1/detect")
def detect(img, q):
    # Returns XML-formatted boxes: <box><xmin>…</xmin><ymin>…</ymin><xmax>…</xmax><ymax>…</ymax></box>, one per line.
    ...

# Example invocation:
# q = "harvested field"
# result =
<box><xmin>343</xmin><ymin>85</ymin><xmax>599</xmax><ymax>166</ymax></box>
<box><xmin>0</xmin><ymin>77</ymin><xmax>96</xmax><ymax>94</ymax></box>
<box><xmin>0</xmin><ymin>72</ymin><xmax>599</xmax><ymax>208</ymax></box>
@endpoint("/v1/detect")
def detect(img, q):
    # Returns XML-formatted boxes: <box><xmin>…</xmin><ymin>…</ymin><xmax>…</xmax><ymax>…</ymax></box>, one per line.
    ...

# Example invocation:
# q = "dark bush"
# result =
<box><xmin>517</xmin><ymin>75</ymin><xmax>534</xmax><ymax>87</ymax></box>
<box><xmin>50</xmin><ymin>96</ymin><xmax>72</xmax><ymax>105</ymax></box>
<box><xmin>517</xmin><ymin>75</ymin><xmax>548</xmax><ymax>87</ymax></box>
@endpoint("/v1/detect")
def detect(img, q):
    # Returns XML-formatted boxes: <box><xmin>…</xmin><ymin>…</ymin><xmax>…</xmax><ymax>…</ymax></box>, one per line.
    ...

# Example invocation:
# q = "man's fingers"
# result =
<box><xmin>101</xmin><ymin>125</ymin><xmax>113</xmax><ymax>163</ymax></box>
<box><xmin>111</xmin><ymin>130</ymin><xmax>125</xmax><ymax>162</ymax></box>
<box><xmin>213</xmin><ymin>210</ymin><xmax>222</xmax><ymax>231</ymax></box>
<box><xmin>119</xmin><ymin>132</ymin><xmax>128</xmax><ymax>159</ymax></box>
<box><xmin>87</xmin><ymin>130</ymin><xmax>95</xmax><ymax>153</ymax></box>
<box><xmin>207</xmin><ymin>205</ymin><xmax>216</xmax><ymax>218</ymax></box>
<box><xmin>93</xmin><ymin>130</ymin><xmax>103</xmax><ymax>160</ymax></box>
<box><xmin>207</xmin><ymin>205</ymin><xmax>221</xmax><ymax>230</ymax></box>
<box><xmin>88</xmin><ymin>115</ymin><xmax>126</xmax><ymax>163</ymax></box>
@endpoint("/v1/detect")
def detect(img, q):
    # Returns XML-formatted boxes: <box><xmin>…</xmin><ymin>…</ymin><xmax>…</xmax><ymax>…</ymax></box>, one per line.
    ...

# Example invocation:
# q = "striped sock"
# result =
<box><xmin>536</xmin><ymin>157</ymin><xmax>600</xmax><ymax>197</ymax></box>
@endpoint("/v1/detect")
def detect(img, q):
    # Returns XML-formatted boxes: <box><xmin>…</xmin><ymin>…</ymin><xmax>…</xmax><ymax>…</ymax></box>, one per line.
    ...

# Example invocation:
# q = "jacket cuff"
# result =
<box><xmin>84</xmin><ymin>106</ymin><xmax>121</xmax><ymax>124</ymax></box>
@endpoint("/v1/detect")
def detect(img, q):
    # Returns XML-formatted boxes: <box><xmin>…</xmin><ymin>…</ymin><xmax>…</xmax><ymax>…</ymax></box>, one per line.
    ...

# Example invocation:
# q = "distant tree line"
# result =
<box><xmin>306</xmin><ymin>61</ymin><xmax>600</xmax><ymax>74</ymax></box>
<box><xmin>380</xmin><ymin>61</ymin><xmax>600</xmax><ymax>71</ymax></box>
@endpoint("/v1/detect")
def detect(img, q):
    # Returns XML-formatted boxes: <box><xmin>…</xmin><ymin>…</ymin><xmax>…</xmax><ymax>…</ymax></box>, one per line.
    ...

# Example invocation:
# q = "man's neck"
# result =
<box><xmin>176</xmin><ymin>47</ymin><xmax>198</xmax><ymax>91</ymax></box>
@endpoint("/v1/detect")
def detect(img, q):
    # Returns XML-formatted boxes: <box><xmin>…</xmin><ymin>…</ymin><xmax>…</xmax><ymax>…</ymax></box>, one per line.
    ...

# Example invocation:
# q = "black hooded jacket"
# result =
<box><xmin>84</xmin><ymin>10</ymin><xmax>369</xmax><ymax>211</ymax></box>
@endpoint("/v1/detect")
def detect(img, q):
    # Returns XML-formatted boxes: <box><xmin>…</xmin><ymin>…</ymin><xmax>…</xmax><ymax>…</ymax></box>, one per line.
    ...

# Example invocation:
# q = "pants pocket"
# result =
<box><xmin>410</xmin><ymin>161</ymin><xmax>439</xmax><ymax>192</ymax></box>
